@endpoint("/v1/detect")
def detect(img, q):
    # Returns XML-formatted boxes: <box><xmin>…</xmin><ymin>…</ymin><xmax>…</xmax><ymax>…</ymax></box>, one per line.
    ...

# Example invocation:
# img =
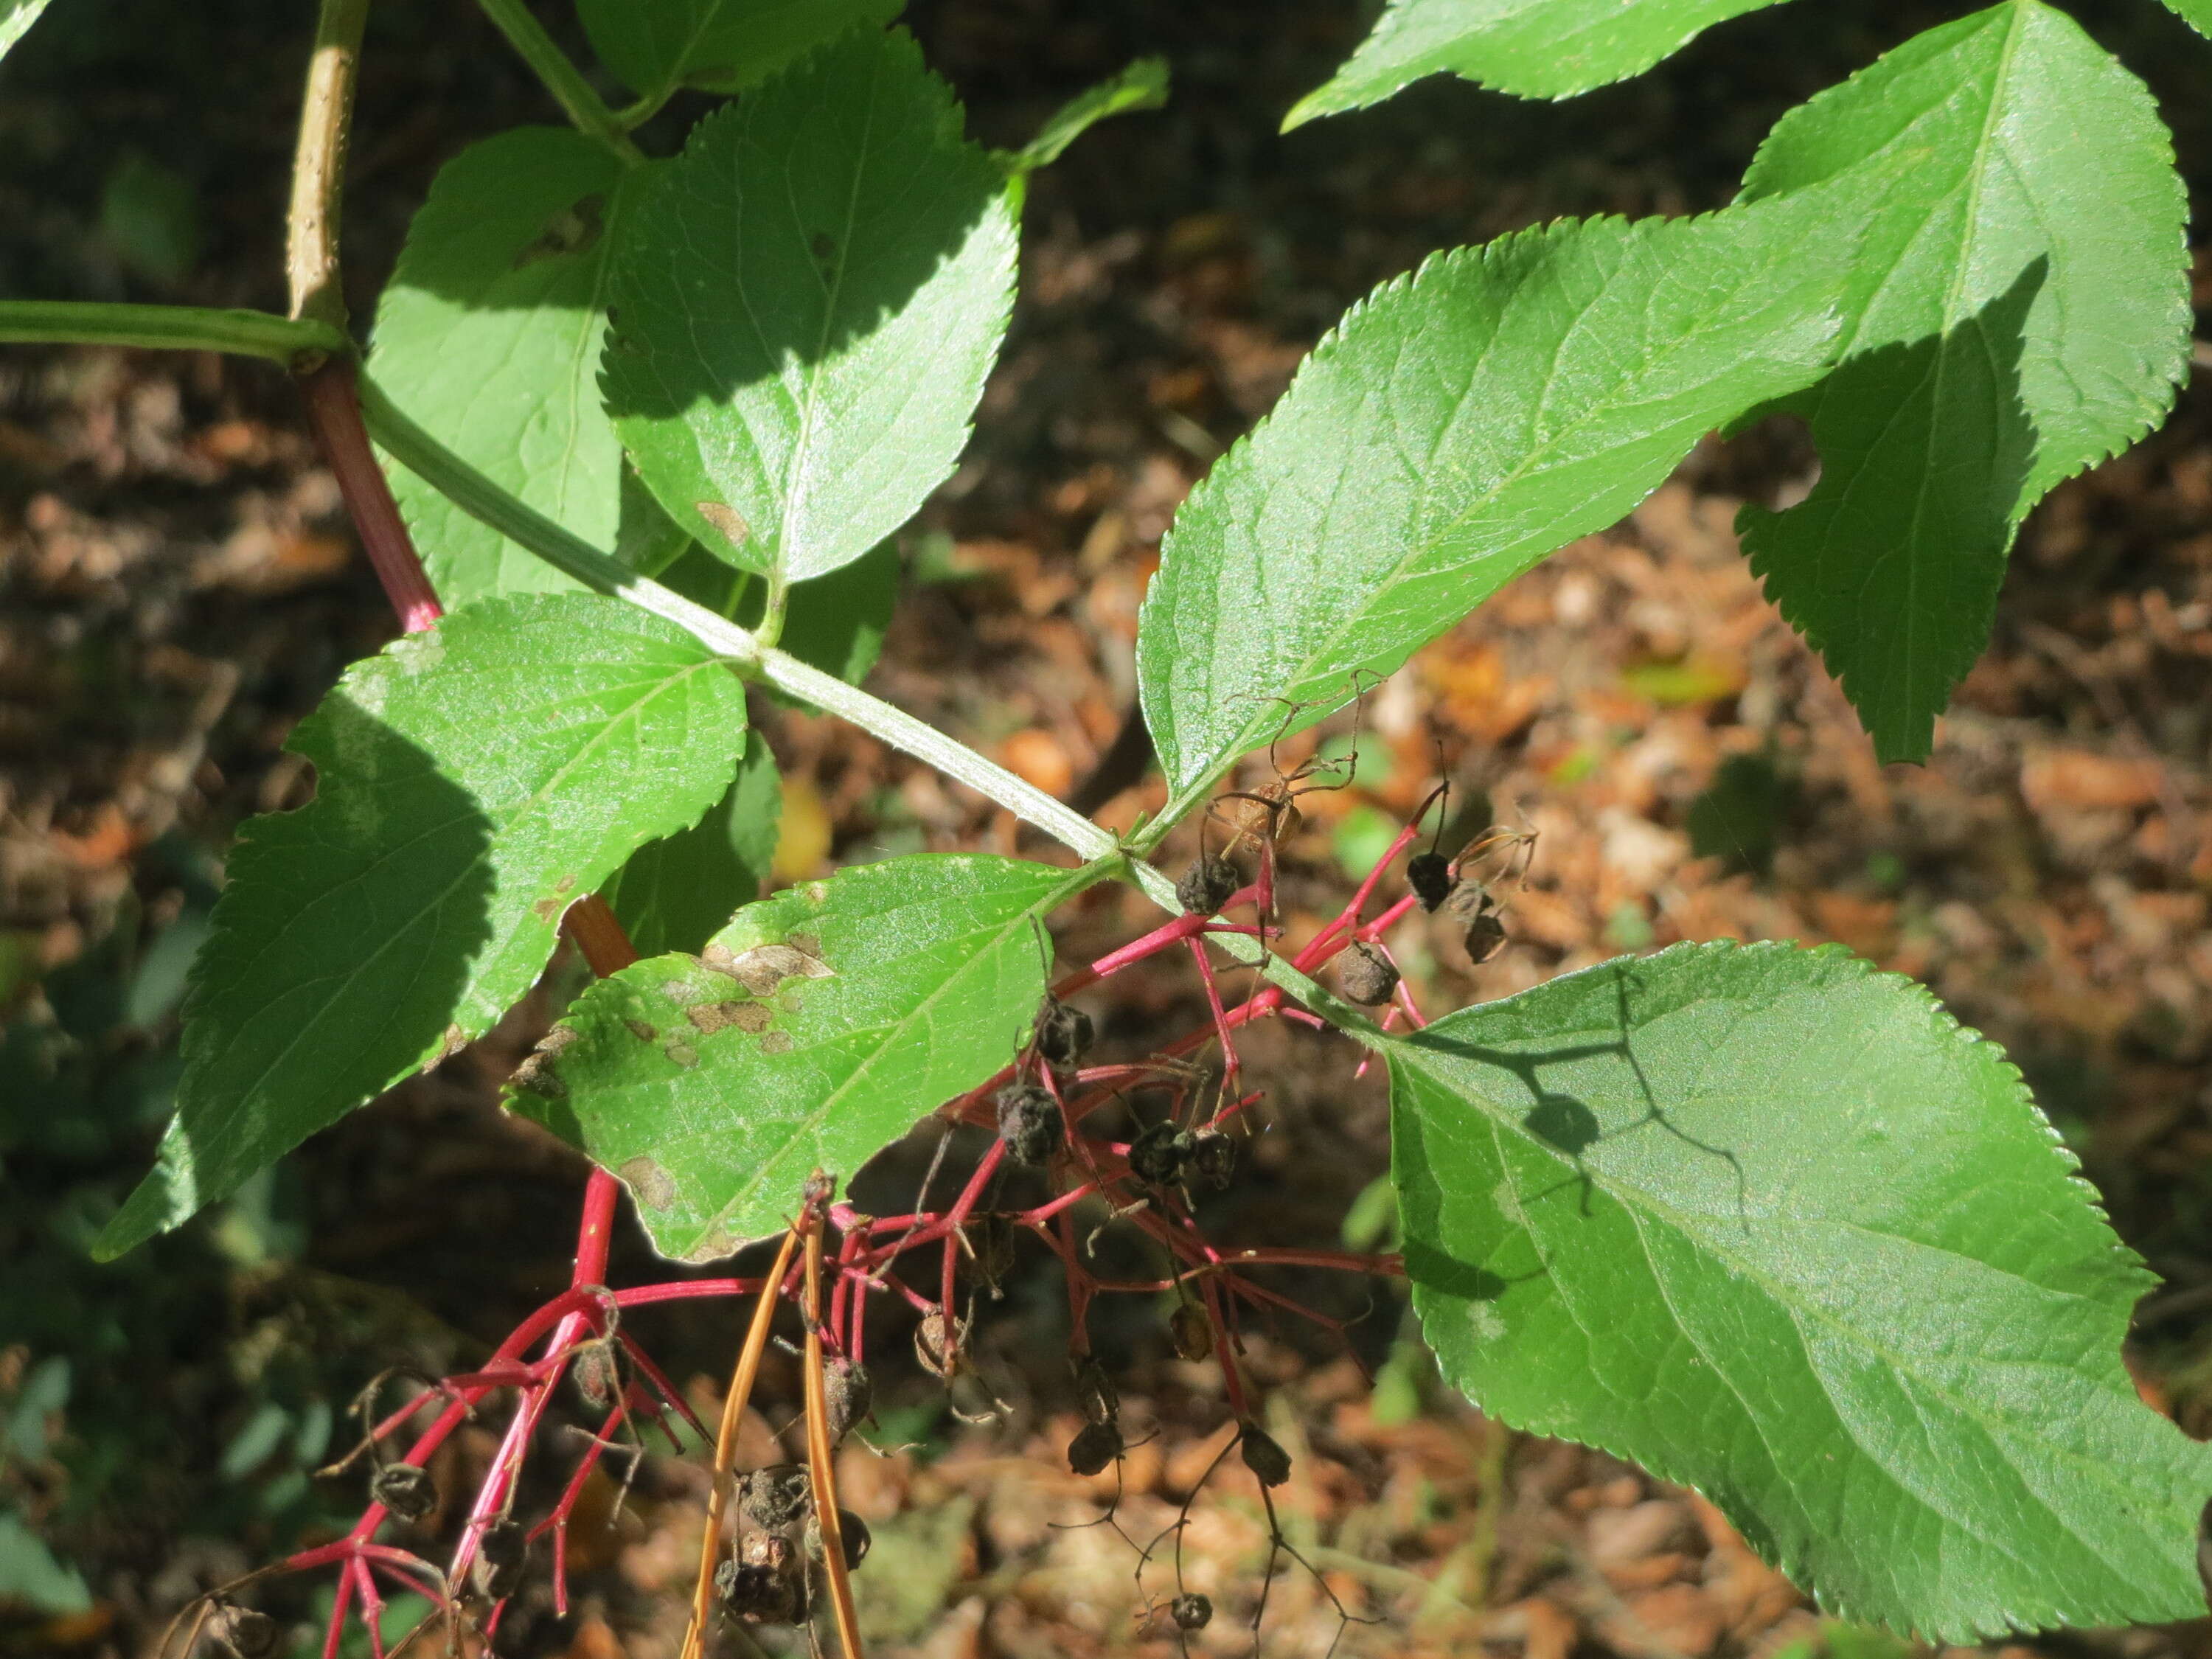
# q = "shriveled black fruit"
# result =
<box><xmin>805</xmin><ymin>1506</ymin><xmax>872</xmax><ymax>1570</ymax></box>
<box><xmin>717</xmin><ymin>1551</ymin><xmax>806</xmax><ymax>1625</ymax></box>
<box><xmin>1171</xmin><ymin>1592</ymin><xmax>1214</xmax><ymax>1631</ymax></box>
<box><xmin>1068</xmin><ymin>1419</ymin><xmax>1123</xmax><ymax>1476</ymax></box>
<box><xmin>1128</xmin><ymin>1119</ymin><xmax>1195</xmax><ymax>1186</ymax></box>
<box><xmin>1175</xmin><ymin>855</ymin><xmax>1239</xmax><ymax>915</ymax></box>
<box><xmin>1191</xmin><ymin>1126</ymin><xmax>1236</xmax><ymax>1190</ymax></box>
<box><xmin>1071</xmin><ymin>1353</ymin><xmax>1119</xmax><ymax>1426</ymax></box>
<box><xmin>1336</xmin><ymin>939</ymin><xmax>1399</xmax><ymax>1006</ymax></box>
<box><xmin>1239</xmin><ymin>1424</ymin><xmax>1292</xmax><ymax>1488</ymax></box>
<box><xmin>1407</xmin><ymin>849</ymin><xmax>1456</xmax><ymax>910</ymax></box>
<box><xmin>738</xmin><ymin>1463</ymin><xmax>811</xmax><ymax>1531</ymax></box>
<box><xmin>824</xmin><ymin>1356</ymin><xmax>871</xmax><ymax>1444</ymax></box>
<box><xmin>1169</xmin><ymin>1302</ymin><xmax>1214</xmax><ymax>1362</ymax></box>
<box><xmin>1463</xmin><ymin>902</ymin><xmax>1506</xmax><ymax>964</ymax></box>
<box><xmin>207</xmin><ymin>1604</ymin><xmax>279</xmax><ymax>1659</ymax></box>
<box><xmin>1034</xmin><ymin>996</ymin><xmax>1093</xmax><ymax>1068</ymax></box>
<box><xmin>995</xmin><ymin>1080</ymin><xmax>1063</xmax><ymax>1166</ymax></box>
<box><xmin>471</xmin><ymin>1517</ymin><xmax>528</xmax><ymax>1601</ymax></box>
<box><xmin>370</xmin><ymin>1461</ymin><xmax>437</xmax><ymax>1522</ymax></box>
<box><xmin>572</xmin><ymin>1339</ymin><xmax>621</xmax><ymax>1411</ymax></box>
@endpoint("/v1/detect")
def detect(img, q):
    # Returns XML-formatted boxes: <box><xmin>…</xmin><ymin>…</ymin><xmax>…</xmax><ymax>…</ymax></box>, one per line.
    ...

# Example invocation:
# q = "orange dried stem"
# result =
<box><xmin>681</xmin><ymin>1225</ymin><xmax>801</xmax><ymax>1659</ymax></box>
<box><xmin>801</xmin><ymin>1194</ymin><xmax>865</xmax><ymax>1658</ymax></box>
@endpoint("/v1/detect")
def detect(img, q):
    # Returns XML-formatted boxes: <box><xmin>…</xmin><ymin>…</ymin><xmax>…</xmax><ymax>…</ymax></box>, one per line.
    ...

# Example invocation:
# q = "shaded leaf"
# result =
<box><xmin>1136</xmin><ymin>204</ymin><xmax>1843</xmax><ymax>805</ymax></box>
<box><xmin>1392</xmin><ymin>940</ymin><xmax>2212</xmax><ymax>1636</ymax></box>
<box><xmin>512</xmin><ymin>855</ymin><xmax>1085</xmax><ymax>1260</ymax></box>
<box><xmin>1734</xmin><ymin>1</ymin><xmax>2189</xmax><ymax>761</ymax></box>
<box><xmin>96</xmin><ymin>596</ymin><xmax>749</xmax><ymax>1258</ymax></box>
<box><xmin>579</xmin><ymin>0</ymin><xmax>901</xmax><ymax>108</ymax></box>
<box><xmin>1285</xmin><ymin>0</ymin><xmax>1784</xmax><ymax>120</ymax></box>
<box><xmin>602</xmin><ymin>27</ymin><xmax>1016</xmax><ymax>586</ymax></box>
<box><xmin>602</xmin><ymin>731</ymin><xmax>782</xmax><ymax>957</ymax></box>
<box><xmin>370</xmin><ymin>128</ymin><xmax>668</xmax><ymax>605</ymax></box>
<box><xmin>2160</xmin><ymin>0</ymin><xmax>2211</xmax><ymax>35</ymax></box>
<box><xmin>1010</xmin><ymin>57</ymin><xmax>1169</xmax><ymax>173</ymax></box>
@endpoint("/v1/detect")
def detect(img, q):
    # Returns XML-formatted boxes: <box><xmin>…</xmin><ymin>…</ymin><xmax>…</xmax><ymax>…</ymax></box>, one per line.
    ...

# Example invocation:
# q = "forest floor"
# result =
<box><xmin>3</xmin><ymin>2</ymin><xmax>2211</xmax><ymax>1658</ymax></box>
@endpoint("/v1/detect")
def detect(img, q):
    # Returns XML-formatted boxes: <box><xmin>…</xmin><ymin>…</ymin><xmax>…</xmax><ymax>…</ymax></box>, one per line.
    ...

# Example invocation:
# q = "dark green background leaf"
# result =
<box><xmin>513</xmin><ymin>854</ymin><xmax>1084</xmax><ymax>1260</ymax></box>
<box><xmin>1734</xmin><ymin>1</ymin><xmax>2189</xmax><ymax>761</ymax></box>
<box><xmin>1393</xmin><ymin>940</ymin><xmax>2212</xmax><ymax>1636</ymax></box>
<box><xmin>601</xmin><ymin>26</ymin><xmax>1016</xmax><ymax>586</ymax></box>
<box><xmin>601</xmin><ymin>731</ymin><xmax>781</xmax><ymax>957</ymax></box>
<box><xmin>97</xmin><ymin>595</ymin><xmax>750</xmax><ymax>1259</ymax></box>
<box><xmin>371</xmin><ymin>128</ymin><xmax>675</xmax><ymax>606</ymax></box>
<box><xmin>1137</xmin><ymin>203</ymin><xmax>1844</xmax><ymax>810</ymax></box>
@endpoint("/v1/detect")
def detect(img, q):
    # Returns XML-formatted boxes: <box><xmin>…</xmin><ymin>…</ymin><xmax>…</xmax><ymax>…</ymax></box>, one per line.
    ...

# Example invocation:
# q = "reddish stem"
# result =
<box><xmin>296</xmin><ymin>358</ymin><xmax>442</xmax><ymax>634</ymax></box>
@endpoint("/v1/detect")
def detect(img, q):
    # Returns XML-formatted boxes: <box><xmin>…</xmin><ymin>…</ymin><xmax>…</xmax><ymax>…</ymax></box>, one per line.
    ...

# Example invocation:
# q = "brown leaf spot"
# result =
<box><xmin>695</xmin><ymin>502</ymin><xmax>751</xmax><ymax>549</ymax></box>
<box><xmin>624</xmin><ymin>1018</ymin><xmax>658</xmax><ymax>1043</ymax></box>
<box><xmin>532</xmin><ymin>896</ymin><xmax>563</xmax><ymax>921</ymax></box>
<box><xmin>686</xmin><ymin>999</ymin><xmax>773</xmax><ymax>1035</ymax></box>
<box><xmin>434</xmin><ymin>1023</ymin><xmax>470</xmax><ymax>1063</ymax></box>
<box><xmin>759</xmin><ymin>1030</ymin><xmax>793</xmax><ymax>1056</ymax></box>
<box><xmin>619</xmin><ymin>1156</ymin><xmax>678</xmax><ymax>1211</ymax></box>
<box><xmin>511</xmin><ymin>192</ymin><xmax>605</xmax><ymax>268</ymax></box>
<box><xmin>510</xmin><ymin>1026</ymin><xmax>580</xmax><ymax>1097</ymax></box>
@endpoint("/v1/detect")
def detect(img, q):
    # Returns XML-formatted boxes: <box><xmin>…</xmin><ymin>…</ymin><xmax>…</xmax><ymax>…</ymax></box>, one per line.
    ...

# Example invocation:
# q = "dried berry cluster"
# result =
<box><xmin>164</xmin><ymin>782</ymin><xmax>1524</xmax><ymax>1659</ymax></box>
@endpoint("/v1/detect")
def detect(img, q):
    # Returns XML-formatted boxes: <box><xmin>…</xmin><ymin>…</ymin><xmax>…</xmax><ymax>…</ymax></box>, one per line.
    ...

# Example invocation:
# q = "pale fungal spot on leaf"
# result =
<box><xmin>619</xmin><ymin>1155</ymin><xmax>678</xmax><ymax>1211</ymax></box>
<box><xmin>625</xmin><ymin>1018</ymin><xmax>657</xmax><ymax>1042</ymax></box>
<box><xmin>778</xmin><ymin>991</ymin><xmax>803</xmax><ymax>1014</ymax></box>
<box><xmin>1467</xmin><ymin>1301</ymin><xmax>1506</xmax><ymax>1343</ymax></box>
<box><xmin>702</xmin><ymin>940</ymin><xmax>832</xmax><ymax>995</ymax></box>
<box><xmin>683</xmin><ymin>1225</ymin><xmax>738</xmax><ymax>1265</ymax></box>
<box><xmin>695</xmin><ymin>501</ymin><xmax>751</xmax><ymax>549</ymax></box>
<box><xmin>760</xmin><ymin>1030</ymin><xmax>793</xmax><ymax>1056</ymax></box>
<box><xmin>665</xmin><ymin>1042</ymin><xmax>700</xmax><ymax>1068</ymax></box>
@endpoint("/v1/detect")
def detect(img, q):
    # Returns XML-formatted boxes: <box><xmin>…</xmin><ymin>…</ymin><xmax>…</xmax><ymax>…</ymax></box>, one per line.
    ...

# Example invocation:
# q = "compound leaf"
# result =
<box><xmin>601</xmin><ymin>730</ymin><xmax>782</xmax><ymax>958</ymax></box>
<box><xmin>579</xmin><ymin>0</ymin><xmax>901</xmax><ymax>107</ymax></box>
<box><xmin>1137</xmin><ymin>204</ymin><xmax>1843</xmax><ymax>806</ymax></box>
<box><xmin>1392</xmin><ymin>940</ymin><xmax>2212</xmax><ymax>1638</ymax></box>
<box><xmin>602</xmin><ymin>26</ymin><xmax>1016</xmax><ymax>587</ymax></box>
<box><xmin>96</xmin><ymin>595</ymin><xmax>750</xmax><ymax>1259</ymax></box>
<box><xmin>1735</xmin><ymin>1</ymin><xmax>2190</xmax><ymax>762</ymax></box>
<box><xmin>512</xmin><ymin>855</ymin><xmax>1085</xmax><ymax>1261</ymax></box>
<box><xmin>370</xmin><ymin>128</ymin><xmax>674</xmax><ymax>608</ymax></box>
<box><xmin>1285</xmin><ymin>0</ymin><xmax>1787</xmax><ymax>120</ymax></box>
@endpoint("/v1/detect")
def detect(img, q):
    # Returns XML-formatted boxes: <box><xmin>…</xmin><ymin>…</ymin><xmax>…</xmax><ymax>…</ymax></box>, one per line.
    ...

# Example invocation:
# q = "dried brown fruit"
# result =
<box><xmin>1407</xmin><ymin>849</ymin><xmax>1456</xmax><ymax>910</ymax></box>
<box><xmin>1335</xmin><ymin>939</ymin><xmax>1399</xmax><ymax>1005</ymax></box>
<box><xmin>1191</xmin><ymin>1126</ymin><xmax>1236</xmax><ymax>1189</ymax></box>
<box><xmin>1171</xmin><ymin>1592</ymin><xmax>1214</xmax><ymax>1631</ymax></box>
<box><xmin>1129</xmin><ymin>1119</ymin><xmax>1195</xmax><ymax>1186</ymax></box>
<box><xmin>1068</xmin><ymin>1418</ymin><xmax>1123</xmax><ymax>1476</ymax></box>
<box><xmin>471</xmin><ymin>1517</ymin><xmax>528</xmax><ymax>1601</ymax></box>
<box><xmin>1169</xmin><ymin>1302</ymin><xmax>1214</xmax><ymax>1363</ymax></box>
<box><xmin>370</xmin><ymin>1461</ymin><xmax>437</xmax><ymax>1522</ymax></box>
<box><xmin>1034</xmin><ymin>996</ymin><xmax>1093</xmax><ymax>1068</ymax></box>
<box><xmin>737</xmin><ymin>1463</ymin><xmax>810</xmax><ymax>1531</ymax></box>
<box><xmin>823</xmin><ymin>1356</ymin><xmax>871</xmax><ymax>1444</ymax></box>
<box><xmin>207</xmin><ymin>1604</ymin><xmax>279</xmax><ymax>1659</ymax></box>
<box><xmin>1071</xmin><ymin>1352</ymin><xmax>1119</xmax><ymax>1426</ymax></box>
<box><xmin>1239</xmin><ymin>1423</ymin><xmax>1292</xmax><ymax>1487</ymax></box>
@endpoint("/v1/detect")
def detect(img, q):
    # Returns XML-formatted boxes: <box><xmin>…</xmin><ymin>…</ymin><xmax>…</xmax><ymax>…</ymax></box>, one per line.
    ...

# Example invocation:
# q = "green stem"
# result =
<box><xmin>0</xmin><ymin>302</ymin><xmax>348</xmax><ymax>365</ymax></box>
<box><xmin>476</xmin><ymin>0</ymin><xmax>644</xmax><ymax>164</ymax></box>
<box><xmin>360</xmin><ymin>371</ymin><xmax>1113</xmax><ymax>860</ymax></box>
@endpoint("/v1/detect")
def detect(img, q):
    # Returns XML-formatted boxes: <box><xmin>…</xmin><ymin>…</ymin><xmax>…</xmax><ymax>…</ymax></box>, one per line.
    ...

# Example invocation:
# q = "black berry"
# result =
<box><xmin>1068</xmin><ymin>1419</ymin><xmax>1122</xmax><ymax>1475</ymax></box>
<box><xmin>995</xmin><ymin>1081</ymin><xmax>1063</xmax><ymax>1166</ymax></box>
<box><xmin>1407</xmin><ymin>850</ymin><xmax>1456</xmax><ymax>911</ymax></box>
<box><xmin>1175</xmin><ymin>855</ymin><xmax>1240</xmax><ymax>915</ymax></box>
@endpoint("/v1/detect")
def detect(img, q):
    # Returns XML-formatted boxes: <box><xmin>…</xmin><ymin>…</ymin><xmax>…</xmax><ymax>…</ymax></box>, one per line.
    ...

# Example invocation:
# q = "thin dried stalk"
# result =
<box><xmin>801</xmin><ymin>1191</ymin><xmax>865</xmax><ymax>1658</ymax></box>
<box><xmin>681</xmin><ymin>1225</ymin><xmax>801</xmax><ymax>1659</ymax></box>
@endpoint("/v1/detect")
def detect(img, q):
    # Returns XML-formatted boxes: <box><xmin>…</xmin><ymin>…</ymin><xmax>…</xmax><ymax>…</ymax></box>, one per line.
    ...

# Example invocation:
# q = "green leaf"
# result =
<box><xmin>602</xmin><ymin>731</ymin><xmax>782</xmax><ymax>957</ymax></box>
<box><xmin>1010</xmin><ymin>58</ymin><xmax>1169</xmax><ymax>173</ymax></box>
<box><xmin>1136</xmin><ymin>205</ymin><xmax>1844</xmax><ymax>808</ymax></box>
<box><xmin>1391</xmin><ymin>940</ymin><xmax>2212</xmax><ymax>1637</ymax></box>
<box><xmin>601</xmin><ymin>27</ymin><xmax>1016</xmax><ymax>587</ymax></box>
<box><xmin>2160</xmin><ymin>0</ymin><xmax>2211</xmax><ymax>36</ymax></box>
<box><xmin>1734</xmin><ymin>1</ymin><xmax>2190</xmax><ymax>762</ymax></box>
<box><xmin>578</xmin><ymin>0</ymin><xmax>902</xmax><ymax>108</ymax></box>
<box><xmin>95</xmin><ymin>595</ymin><xmax>749</xmax><ymax>1259</ymax></box>
<box><xmin>0</xmin><ymin>1512</ymin><xmax>90</xmax><ymax>1616</ymax></box>
<box><xmin>512</xmin><ymin>854</ymin><xmax>1084</xmax><ymax>1260</ymax></box>
<box><xmin>1284</xmin><ymin>0</ymin><xmax>1784</xmax><ymax>121</ymax></box>
<box><xmin>0</xmin><ymin>0</ymin><xmax>56</xmax><ymax>65</ymax></box>
<box><xmin>369</xmin><ymin>128</ymin><xmax>667</xmax><ymax>608</ymax></box>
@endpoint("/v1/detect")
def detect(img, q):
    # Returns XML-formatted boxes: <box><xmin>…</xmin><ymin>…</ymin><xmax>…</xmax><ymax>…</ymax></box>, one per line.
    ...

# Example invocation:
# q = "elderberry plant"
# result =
<box><xmin>4</xmin><ymin>0</ymin><xmax>2208</xmax><ymax>1651</ymax></box>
